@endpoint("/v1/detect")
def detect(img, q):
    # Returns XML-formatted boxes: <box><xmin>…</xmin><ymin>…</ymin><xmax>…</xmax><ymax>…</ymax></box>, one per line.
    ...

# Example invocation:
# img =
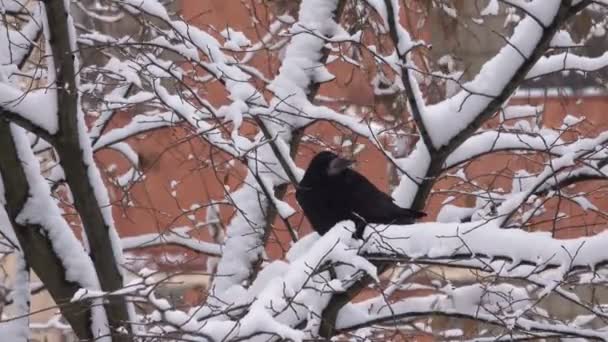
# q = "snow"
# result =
<box><xmin>43</xmin><ymin>1</ymin><xmax>133</xmax><ymax>332</ymax></box>
<box><xmin>338</xmin><ymin>278</ymin><xmax>607</xmax><ymax>339</ymax></box>
<box><xmin>360</xmin><ymin>220</ymin><xmax>608</xmax><ymax>274</ymax></box>
<box><xmin>0</xmin><ymin>252</ymin><xmax>29</xmax><ymax>342</ymax></box>
<box><xmin>92</xmin><ymin>111</ymin><xmax>177</xmax><ymax>150</ymax></box>
<box><xmin>103</xmin><ymin>57</ymin><xmax>143</xmax><ymax>89</ymax></box>
<box><xmin>488</xmin><ymin>131</ymin><xmax>608</xmax><ymax>225</ymax></box>
<box><xmin>562</xmin><ymin>114</ymin><xmax>584</xmax><ymax>127</ymax></box>
<box><xmin>437</xmin><ymin>204</ymin><xmax>476</xmax><ymax>223</ymax></box>
<box><xmin>106</xmin><ymin>142</ymin><xmax>139</xmax><ymax>166</ymax></box>
<box><xmin>392</xmin><ymin>140</ymin><xmax>431</xmax><ymax>208</ymax></box>
<box><xmin>527</xmin><ymin>51</ymin><xmax>608</xmax><ymax>79</ymax></box>
<box><xmin>337</xmin><ymin>282</ymin><xmax>530</xmax><ymax>329</ymax></box>
<box><xmin>228</xmin><ymin>222</ymin><xmax>376</xmax><ymax>339</ymax></box>
<box><xmin>356</xmin><ymin>264</ymin><xmax>422</xmax><ymax>314</ymax></box>
<box><xmin>206</xmin><ymin>0</ymin><xmax>349</xmax><ymax>312</ymax></box>
<box><xmin>247</xmin><ymin>260</ymin><xmax>289</xmax><ymax>297</ymax></box>
<box><xmin>0</xmin><ymin>0</ymin><xmax>25</xmax><ymax>13</ymax></box>
<box><xmin>445</xmin><ymin>130</ymin><xmax>562</xmax><ymax>168</ymax></box>
<box><xmin>0</xmin><ymin>6</ymin><xmax>40</xmax><ymax>68</ymax></box>
<box><xmin>265</xmin><ymin>0</ymin><xmax>342</xmax><ymax>129</ymax></box>
<box><xmin>204</xmin><ymin>172</ymin><xmax>271</xmax><ymax>300</ymax></box>
<box><xmin>11</xmin><ymin>125</ymin><xmax>99</xmax><ymax>287</ymax></box>
<box><xmin>365</xmin><ymin>0</ymin><xmax>388</xmax><ymax>27</ymax></box>
<box><xmin>550</xmin><ymin>30</ymin><xmax>576</xmax><ymax>47</ymax></box>
<box><xmin>286</xmin><ymin>232</ymin><xmax>320</xmax><ymax>262</ymax></box>
<box><xmin>221</xmin><ymin>28</ymin><xmax>251</xmax><ymax>49</ymax></box>
<box><xmin>501</xmin><ymin>104</ymin><xmax>541</xmax><ymax>122</ymax></box>
<box><xmin>14</xmin><ymin>0</ymin><xmax>599</xmax><ymax>339</ymax></box>
<box><xmin>421</xmin><ymin>7</ymin><xmax>561</xmax><ymax>148</ymax></box>
<box><xmin>143</xmin><ymin>228</ymin><xmax>372</xmax><ymax>342</ymax></box>
<box><xmin>441</xmin><ymin>4</ymin><xmax>457</xmax><ymax>18</ymax></box>
<box><xmin>0</xmin><ymin>85</ymin><xmax>58</xmax><ymax>134</ymax></box>
<box><xmin>388</xmin><ymin>0</ymin><xmax>415</xmax><ymax>55</ymax></box>
<box><xmin>481</xmin><ymin>0</ymin><xmax>500</xmax><ymax>16</ymax></box>
<box><xmin>121</xmin><ymin>0</ymin><xmax>267</xmax><ymax>133</ymax></box>
<box><xmin>68</xmin><ymin>16</ymin><xmax>129</xmax><ymax>319</ymax></box>
<box><xmin>9</xmin><ymin>124</ymin><xmax>110</xmax><ymax>341</ymax></box>
<box><xmin>153</xmin><ymin>81</ymin><xmax>243</xmax><ymax>156</ymax></box>
<box><xmin>502</xmin><ymin>0</ymin><xmax>560</xmax><ymax>27</ymax></box>
<box><xmin>121</xmin><ymin>226</ymin><xmax>222</xmax><ymax>255</ymax></box>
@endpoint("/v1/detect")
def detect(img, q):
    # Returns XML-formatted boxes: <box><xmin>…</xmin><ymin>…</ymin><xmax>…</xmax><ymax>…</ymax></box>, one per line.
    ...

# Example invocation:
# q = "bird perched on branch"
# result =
<box><xmin>296</xmin><ymin>151</ymin><xmax>426</xmax><ymax>239</ymax></box>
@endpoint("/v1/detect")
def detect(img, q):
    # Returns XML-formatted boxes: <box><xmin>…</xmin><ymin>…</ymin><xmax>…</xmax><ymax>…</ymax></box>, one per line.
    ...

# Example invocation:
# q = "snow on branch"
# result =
<box><xmin>22</xmin><ymin>0</ymin><xmax>601</xmax><ymax>340</ymax></box>
<box><xmin>420</xmin><ymin>2</ymin><xmax>562</xmax><ymax>149</ymax></box>
<box><xmin>88</xmin><ymin>84</ymin><xmax>139</xmax><ymax>145</ymax></box>
<box><xmin>361</xmin><ymin>220</ymin><xmax>608</xmax><ymax>276</ymax></box>
<box><xmin>207</xmin><ymin>0</ymin><xmax>347</xmax><ymax>306</ymax></box>
<box><xmin>0</xmin><ymin>4</ymin><xmax>42</xmax><ymax>69</ymax></box>
<box><xmin>239</xmin><ymin>224</ymin><xmax>377</xmax><ymax>339</ymax></box>
<box><xmin>119</xmin><ymin>0</ymin><xmax>266</xmax><ymax>112</ymax></box>
<box><xmin>492</xmin><ymin>131</ymin><xmax>608</xmax><ymax>226</ymax></box>
<box><xmin>445</xmin><ymin>130</ymin><xmax>564</xmax><ymax>168</ymax></box>
<box><xmin>527</xmin><ymin>50</ymin><xmax>608</xmax><ymax>79</ymax></box>
<box><xmin>338</xmin><ymin>282</ymin><xmax>608</xmax><ymax>340</ymax></box>
<box><xmin>143</xmin><ymin>223</ymin><xmax>377</xmax><ymax>341</ymax></box>
<box><xmin>0</xmin><ymin>84</ymin><xmax>58</xmax><ymax>135</ymax></box>
<box><xmin>122</xmin><ymin>226</ymin><xmax>221</xmax><ymax>256</ymax></box>
<box><xmin>92</xmin><ymin>111</ymin><xmax>179</xmax><ymax>151</ymax></box>
<box><xmin>8</xmin><ymin>124</ymin><xmax>110</xmax><ymax>340</ymax></box>
<box><xmin>380</xmin><ymin>0</ymin><xmax>433</xmax><ymax>156</ymax></box>
<box><xmin>40</xmin><ymin>0</ymin><xmax>135</xmax><ymax>333</ymax></box>
<box><xmin>0</xmin><ymin>251</ymin><xmax>29</xmax><ymax>342</ymax></box>
<box><xmin>391</xmin><ymin>140</ymin><xmax>432</xmax><ymax>208</ymax></box>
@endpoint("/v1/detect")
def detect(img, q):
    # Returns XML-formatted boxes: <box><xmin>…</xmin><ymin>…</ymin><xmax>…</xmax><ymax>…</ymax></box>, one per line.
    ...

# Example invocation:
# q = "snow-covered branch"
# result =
<box><xmin>338</xmin><ymin>282</ymin><xmax>608</xmax><ymax>340</ymax></box>
<box><xmin>122</xmin><ymin>226</ymin><xmax>221</xmax><ymax>256</ymax></box>
<box><xmin>527</xmin><ymin>51</ymin><xmax>608</xmax><ymax>79</ymax></box>
<box><xmin>361</xmin><ymin>221</ymin><xmax>608</xmax><ymax>276</ymax></box>
<box><xmin>1</xmin><ymin>0</ymin><xmax>607</xmax><ymax>340</ymax></box>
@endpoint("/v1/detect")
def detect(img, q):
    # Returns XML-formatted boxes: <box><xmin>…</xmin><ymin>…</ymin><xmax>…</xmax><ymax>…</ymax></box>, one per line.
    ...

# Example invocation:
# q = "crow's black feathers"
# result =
<box><xmin>296</xmin><ymin>151</ymin><xmax>426</xmax><ymax>238</ymax></box>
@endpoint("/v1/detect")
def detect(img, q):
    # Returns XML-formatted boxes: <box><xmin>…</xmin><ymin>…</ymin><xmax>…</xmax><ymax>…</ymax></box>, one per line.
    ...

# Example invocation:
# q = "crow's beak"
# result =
<box><xmin>327</xmin><ymin>157</ymin><xmax>354</xmax><ymax>176</ymax></box>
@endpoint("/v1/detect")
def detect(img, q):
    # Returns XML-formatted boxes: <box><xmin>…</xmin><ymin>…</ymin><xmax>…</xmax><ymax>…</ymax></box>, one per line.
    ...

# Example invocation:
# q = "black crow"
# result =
<box><xmin>296</xmin><ymin>151</ymin><xmax>426</xmax><ymax>238</ymax></box>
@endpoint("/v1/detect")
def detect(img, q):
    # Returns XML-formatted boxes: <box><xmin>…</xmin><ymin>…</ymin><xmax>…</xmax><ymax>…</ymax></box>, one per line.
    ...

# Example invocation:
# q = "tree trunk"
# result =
<box><xmin>0</xmin><ymin>120</ymin><xmax>94</xmax><ymax>340</ymax></box>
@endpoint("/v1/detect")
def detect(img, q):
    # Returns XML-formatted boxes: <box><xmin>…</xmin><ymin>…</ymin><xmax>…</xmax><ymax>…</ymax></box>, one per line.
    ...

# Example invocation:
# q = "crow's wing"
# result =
<box><xmin>344</xmin><ymin>169</ymin><xmax>425</xmax><ymax>224</ymax></box>
<box><xmin>296</xmin><ymin>188</ymin><xmax>324</xmax><ymax>232</ymax></box>
<box><xmin>296</xmin><ymin>185</ymin><xmax>346</xmax><ymax>235</ymax></box>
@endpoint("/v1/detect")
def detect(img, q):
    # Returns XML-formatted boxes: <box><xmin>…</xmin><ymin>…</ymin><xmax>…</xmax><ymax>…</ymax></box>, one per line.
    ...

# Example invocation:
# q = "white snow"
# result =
<box><xmin>338</xmin><ymin>276</ymin><xmax>607</xmax><ymax>339</ymax></box>
<box><xmin>527</xmin><ymin>51</ymin><xmax>608</xmax><ymax>79</ymax></box>
<box><xmin>221</xmin><ymin>28</ymin><xmax>251</xmax><ymax>49</ymax></box>
<box><xmin>206</xmin><ymin>0</ymin><xmax>350</xmax><ymax>313</ymax></box>
<box><xmin>0</xmin><ymin>5</ymin><xmax>40</xmax><ymax>68</ymax></box>
<box><xmin>9</xmin><ymin>124</ymin><xmax>110</xmax><ymax>341</ymax></box>
<box><xmin>392</xmin><ymin>140</ymin><xmax>431</xmax><ymax>208</ymax></box>
<box><xmin>0</xmin><ymin>252</ymin><xmax>29</xmax><ymax>342</ymax></box>
<box><xmin>121</xmin><ymin>227</ymin><xmax>221</xmax><ymax>255</ymax></box>
<box><xmin>0</xmin><ymin>0</ymin><xmax>25</xmax><ymax>13</ymax></box>
<box><xmin>92</xmin><ymin>112</ymin><xmax>177</xmax><ymax>150</ymax></box>
<box><xmin>501</xmin><ymin>104</ymin><xmax>542</xmax><ymax>122</ymax></box>
<box><xmin>361</xmin><ymin>219</ymin><xmax>608</xmax><ymax>277</ymax></box>
<box><xmin>421</xmin><ymin>6</ymin><xmax>560</xmax><ymax>148</ymax></box>
<box><xmin>437</xmin><ymin>204</ymin><xmax>476</xmax><ymax>223</ymax></box>
<box><xmin>3</xmin><ymin>0</ymin><xmax>597</xmax><ymax>340</ymax></box>
<box><xmin>0</xmin><ymin>85</ymin><xmax>58</xmax><ymax>134</ymax></box>
<box><xmin>481</xmin><ymin>0</ymin><xmax>500</xmax><ymax>16</ymax></box>
<box><xmin>550</xmin><ymin>30</ymin><xmax>576</xmax><ymax>47</ymax></box>
<box><xmin>446</xmin><ymin>130</ymin><xmax>562</xmax><ymax>168</ymax></box>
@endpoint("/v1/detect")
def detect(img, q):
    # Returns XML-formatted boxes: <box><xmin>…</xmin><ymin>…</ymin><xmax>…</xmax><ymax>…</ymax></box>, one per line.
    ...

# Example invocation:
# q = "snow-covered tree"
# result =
<box><xmin>1</xmin><ymin>0</ymin><xmax>608</xmax><ymax>341</ymax></box>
